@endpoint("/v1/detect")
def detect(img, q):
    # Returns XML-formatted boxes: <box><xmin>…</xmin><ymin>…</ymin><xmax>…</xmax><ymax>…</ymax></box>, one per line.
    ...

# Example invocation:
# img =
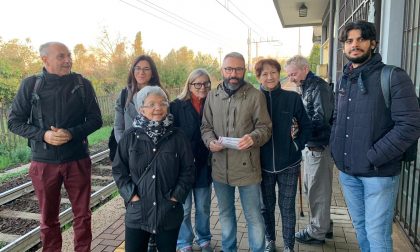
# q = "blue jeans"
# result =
<box><xmin>213</xmin><ymin>181</ymin><xmax>265</xmax><ymax>252</ymax></box>
<box><xmin>339</xmin><ymin>171</ymin><xmax>400</xmax><ymax>252</ymax></box>
<box><xmin>177</xmin><ymin>186</ymin><xmax>212</xmax><ymax>250</ymax></box>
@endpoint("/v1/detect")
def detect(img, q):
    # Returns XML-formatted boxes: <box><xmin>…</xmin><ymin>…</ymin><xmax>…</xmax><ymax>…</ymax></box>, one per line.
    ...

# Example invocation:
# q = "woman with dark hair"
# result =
<box><xmin>113</xmin><ymin>86</ymin><xmax>195</xmax><ymax>252</ymax></box>
<box><xmin>255</xmin><ymin>59</ymin><xmax>311</xmax><ymax>252</ymax></box>
<box><xmin>170</xmin><ymin>68</ymin><xmax>213</xmax><ymax>252</ymax></box>
<box><xmin>114</xmin><ymin>55</ymin><xmax>162</xmax><ymax>143</ymax></box>
<box><xmin>113</xmin><ymin>55</ymin><xmax>163</xmax><ymax>251</ymax></box>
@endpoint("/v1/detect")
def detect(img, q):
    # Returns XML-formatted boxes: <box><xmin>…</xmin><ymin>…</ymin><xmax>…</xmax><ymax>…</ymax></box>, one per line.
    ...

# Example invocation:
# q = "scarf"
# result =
<box><xmin>190</xmin><ymin>93</ymin><xmax>205</xmax><ymax>114</ymax></box>
<box><xmin>132</xmin><ymin>114</ymin><xmax>174</xmax><ymax>144</ymax></box>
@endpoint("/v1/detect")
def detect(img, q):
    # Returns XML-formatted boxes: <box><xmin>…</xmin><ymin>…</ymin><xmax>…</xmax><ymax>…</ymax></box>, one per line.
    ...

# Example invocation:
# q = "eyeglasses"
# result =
<box><xmin>223</xmin><ymin>67</ymin><xmax>245</xmax><ymax>74</ymax></box>
<box><xmin>190</xmin><ymin>81</ymin><xmax>211</xmax><ymax>89</ymax></box>
<box><xmin>142</xmin><ymin>101</ymin><xmax>169</xmax><ymax>109</ymax></box>
<box><xmin>134</xmin><ymin>67</ymin><xmax>151</xmax><ymax>73</ymax></box>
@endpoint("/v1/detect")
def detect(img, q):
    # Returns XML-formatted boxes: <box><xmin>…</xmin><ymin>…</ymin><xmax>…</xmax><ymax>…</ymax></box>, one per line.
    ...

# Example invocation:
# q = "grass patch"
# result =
<box><xmin>0</xmin><ymin>169</ymin><xmax>28</xmax><ymax>184</ymax></box>
<box><xmin>88</xmin><ymin>125</ymin><xmax>112</xmax><ymax>145</ymax></box>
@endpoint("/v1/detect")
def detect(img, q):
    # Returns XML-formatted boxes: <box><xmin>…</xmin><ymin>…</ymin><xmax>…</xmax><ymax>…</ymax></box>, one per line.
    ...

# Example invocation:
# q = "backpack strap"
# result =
<box><xmin>380</xmin><ymin>65</ymin><xmax>396</xmax><ymax>109</ymax></box>
<box><xmin>121</xmin><ymin>88</ymin><xmax>128</xmax><ymax>108</ymax></box>
<box><xmin>71</xmin><ymin>73</ymin><xmax>86</xmax><ymax>106</ymax></box>
<box><xmin>29</xmin><ymin>73</ymin><xmax>47</xmax><ymax>149</ymax></box>
<box><xmin>30</xmin><ymin>74</ymin><xmax>45</xmax><ymax>128</ymax></box>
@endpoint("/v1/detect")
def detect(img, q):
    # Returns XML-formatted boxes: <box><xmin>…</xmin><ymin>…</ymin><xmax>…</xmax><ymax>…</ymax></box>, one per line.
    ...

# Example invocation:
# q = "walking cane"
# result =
<box><xmin>298</xmin><ymin>167</ymin><xmax>304</xmax><ymax>217</ymax></box>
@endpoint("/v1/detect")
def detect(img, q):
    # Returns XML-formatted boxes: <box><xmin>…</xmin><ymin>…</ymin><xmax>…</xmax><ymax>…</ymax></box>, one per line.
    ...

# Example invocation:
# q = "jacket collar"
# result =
<box><xmin>215</xmin><ymin>81</ymin><xmax>253</xmax><ymax>99</ymax></box>
<box><xmin>343</xmin><ymin>53</ymin><xmax>384</xmax><ymax>79</ymax></box>
<box><xmin>42</xmin><ymin>67</ymin><xmax>73</xmax><ymax>82</ymax></box>
<box><xmin>259</xmin><ymin>83</ymin><xmax>282</xmax><ymax>95</ymax></box>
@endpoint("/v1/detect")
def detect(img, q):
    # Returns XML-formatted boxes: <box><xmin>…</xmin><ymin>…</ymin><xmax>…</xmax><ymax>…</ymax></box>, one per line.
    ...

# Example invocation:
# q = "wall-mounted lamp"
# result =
<box><xmin>299</xmin><ymin>3</ymin><xmax>308</xmax><ymax>17</ymax></box>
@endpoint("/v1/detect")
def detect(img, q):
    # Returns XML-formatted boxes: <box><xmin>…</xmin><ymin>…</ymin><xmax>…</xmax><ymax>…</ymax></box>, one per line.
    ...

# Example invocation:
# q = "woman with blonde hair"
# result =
<box><xmin>170</xmin><ymin>68</ymin><xmax>213</xmax><ymax>252</ymax></box>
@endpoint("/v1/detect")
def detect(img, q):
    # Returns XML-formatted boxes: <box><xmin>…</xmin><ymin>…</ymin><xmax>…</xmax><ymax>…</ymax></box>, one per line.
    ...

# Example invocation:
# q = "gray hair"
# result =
<box><xmin>223</xmin><ymin>52</ymin><xmax>245</xmax><ymax>64</ymax></box>
<box><xmin>285</xmin><ymin>55</ymin><xmax>309</xmax><ymax>70</ymax></box>
<box><xmin>133</xmin><ymin>86</ymin><xmax>168</xmax><ymax>111</ymax></box>
<box><xmin>39</xmin><ymin>42</ymin><xmax>67</xmax><ymax>57</ymax></box>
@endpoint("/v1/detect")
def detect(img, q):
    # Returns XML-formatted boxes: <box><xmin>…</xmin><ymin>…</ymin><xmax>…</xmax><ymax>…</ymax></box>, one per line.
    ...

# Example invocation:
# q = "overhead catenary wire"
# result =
<box><xmin>142</xmin><ymin>0</ymin><xmax>226</xmax><ymax>41</ymax></box>
<box><xmin>214</xmin><ymin>0</ymin><xmax>263</xmax><ymax>38</ymax></box>
<box><xmin>227</xmin><ymin>0</ymin><xmax>270</xmax><ymax>37</ymax></box>
<box><xmin>119</xmin><ymin>0</ymin><xmax>235</xmax><ymax>49</ymax></box>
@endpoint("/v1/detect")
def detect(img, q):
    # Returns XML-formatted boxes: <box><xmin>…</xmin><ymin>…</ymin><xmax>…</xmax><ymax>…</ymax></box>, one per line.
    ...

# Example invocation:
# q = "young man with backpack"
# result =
<box><xmin>8</xmin><ymin>42</ymin><xmax>102</xmax><ymax>252</ymax></box>
<box><xmin>330</xmin><ymin>21</ymin><xmax>420</xmax><ymax>251</ymax></box>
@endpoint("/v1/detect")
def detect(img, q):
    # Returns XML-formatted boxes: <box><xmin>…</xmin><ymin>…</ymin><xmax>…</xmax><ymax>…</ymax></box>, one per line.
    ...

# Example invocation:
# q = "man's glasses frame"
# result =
<box><xmin>223</xmin><ymin>67</ymin><xmax>245</xmax><ymax>74</ymax></box>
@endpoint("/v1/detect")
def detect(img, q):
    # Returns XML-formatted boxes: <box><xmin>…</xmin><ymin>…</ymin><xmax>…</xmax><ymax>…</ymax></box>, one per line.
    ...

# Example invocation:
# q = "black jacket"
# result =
<box><xmin>112</xmin><ymin>126</ymin><xmax>195</xmax><ymax>233</ymax></box>
<box><xmin>170</xmin><ymin>98</ymin><xmax>212</xmax><ymax>188</ymax></box>
<box><xmin>260</xmin><ymin>86</ymin><xmax>311</xmax><ymax>172</ymax></box>
<box><xmin>330</xmin><ymin>53</ymin><xmax>420</xmax><ymax>176</ymax></box>
<box><xmin>300</xmin><ymin>72</ymin><xmax>334</xmax><ymax>147</ymax></box>
<box><xmin>8</xmin><ymin>69</ymin><xmax>102</xmax><ymax>163</ymax></box>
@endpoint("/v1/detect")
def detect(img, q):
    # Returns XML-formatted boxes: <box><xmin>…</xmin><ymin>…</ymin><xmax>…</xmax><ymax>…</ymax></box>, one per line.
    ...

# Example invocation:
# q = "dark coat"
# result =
<box><xmin>300</xmin><ymin>72</ymin><xmax>334</xmax><ymax>147</ymax></box>
<box><xmin>112</xmin><ymin>126</ymin><xmax>195</xmax><ymax>233</ymax></box>
<box><xmin>8</xmin><ymin>69</ymin><xmax>102</xmax><ymax>163</ymax></box>
<box><xmin>330</xmin><ymin>53</ymin><xmax>420</xmax><ymax>177</ymax></box>
<box><xmin>170</xmin><ymin>98</ymin><xmax>212</xmax><ymax>188</ymax></box>
<box><xmin>260</xmin><ymin>86</ymin><xmax>311</xmax><ymax>172</ymax></box>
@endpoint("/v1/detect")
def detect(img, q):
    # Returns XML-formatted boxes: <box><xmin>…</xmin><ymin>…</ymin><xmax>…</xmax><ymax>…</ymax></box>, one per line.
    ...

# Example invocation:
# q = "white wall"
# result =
<box><xmin>379</xmin><ymin>0</ymin><xmax>405</xmax><ymax>66</ymax></box>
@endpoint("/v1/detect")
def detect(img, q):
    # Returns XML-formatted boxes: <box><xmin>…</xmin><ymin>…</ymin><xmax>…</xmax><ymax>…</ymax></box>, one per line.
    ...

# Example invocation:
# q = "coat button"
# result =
<box><xmin>344</xmin><ymin>152</ymin><xmax>347</xmax><ymax>156</ymax></box>
<box><xmin>243</xmin><ymin>162</ymin><xmax>246</xmax><ymax>165</ymax></box>
<box><xmin>152</xmin><ymin>175</ymin><xmax>156</xmax><ymax>179</ymax></box>
<box><xmin>152</xmin><ymin>229</ymin><xmax>156</xmax><ymax>234</ymax></box>
<box><xmin>348</xmin><ymin>98</ymin><xmax>352</xmax><ymax>101</ymax></box>
<box><xmin>345</xmin><ymin>134</ymin><xmax>349</xmax><ymax>138</ymax></box>
<box><xmin>347</xmin><ymin>116</ymin><xmax>350</xmax><ymax>119</ymax></box>
<box><xmin>153</xmin><ymin>202</ymin><xmax>156</xmax><ymax>206</ymax></box>
<box><xmin>153</xmin><ymin>148</ymin><xmax>156</xmax><ymax>152</ymax></box>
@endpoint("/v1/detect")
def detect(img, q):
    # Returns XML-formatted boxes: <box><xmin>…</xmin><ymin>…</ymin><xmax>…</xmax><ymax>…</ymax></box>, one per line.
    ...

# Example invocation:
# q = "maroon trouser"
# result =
<box><xmin>29</xmin><ymin>157</ymin><xmax>92</xmax><ymax>252</ymax></box>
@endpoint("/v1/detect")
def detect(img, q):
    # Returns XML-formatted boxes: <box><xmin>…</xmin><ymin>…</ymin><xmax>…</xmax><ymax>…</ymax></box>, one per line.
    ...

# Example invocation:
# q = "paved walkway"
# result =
<box><xmin>89</xmin><ymin>168</ymin><xmax>413</xmax><ymax>252</ymax></box>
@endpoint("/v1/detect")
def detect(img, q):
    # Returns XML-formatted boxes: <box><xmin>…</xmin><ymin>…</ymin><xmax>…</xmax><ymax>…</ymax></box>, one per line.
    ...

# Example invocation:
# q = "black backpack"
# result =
<box><xmin>381</xmin><ymin>65</ymin><xmax>419</xmax><ymax>162</ymax></box>
<box><xmin>108</xmin><ymin>88</ymin><xmax>128</xmax><ymax>161</ymax></box>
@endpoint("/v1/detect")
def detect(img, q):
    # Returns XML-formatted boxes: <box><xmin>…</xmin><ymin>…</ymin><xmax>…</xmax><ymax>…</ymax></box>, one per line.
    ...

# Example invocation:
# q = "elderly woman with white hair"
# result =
<box><xmin>112</xmin><ymin>86</ymin><xmax>195</xmax><ymax>252</ymax></box>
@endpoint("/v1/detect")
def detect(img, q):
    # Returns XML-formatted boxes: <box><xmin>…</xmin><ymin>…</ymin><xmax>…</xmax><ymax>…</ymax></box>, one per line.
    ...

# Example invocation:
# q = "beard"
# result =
<box><xmin>223</xmin><ymin>77</ymin><xmax>244</xmax><ymax>90</ymax></box>
<box><xmin>344</xmin><ymin>48</ymin><xmax>372</xmax><ymax>64</ymax></box>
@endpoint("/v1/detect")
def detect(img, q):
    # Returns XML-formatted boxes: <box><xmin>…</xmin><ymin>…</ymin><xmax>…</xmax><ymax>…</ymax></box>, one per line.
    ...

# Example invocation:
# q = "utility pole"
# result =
<box><xmin>251</xmin><ymin>38</ymin><xmax>280</xmax><ymax>59</ymax></box>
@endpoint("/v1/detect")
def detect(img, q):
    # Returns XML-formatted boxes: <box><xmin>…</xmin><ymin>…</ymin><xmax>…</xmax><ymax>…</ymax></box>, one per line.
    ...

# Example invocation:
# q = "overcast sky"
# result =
<box><xmin>0</xmin><ymin>0</ymin><xmax>313</xmax><ymax>59</ymax></box>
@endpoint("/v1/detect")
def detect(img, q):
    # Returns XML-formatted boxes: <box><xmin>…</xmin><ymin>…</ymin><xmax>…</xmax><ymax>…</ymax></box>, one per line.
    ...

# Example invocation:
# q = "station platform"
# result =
<box><xmin>59</xmin><ymin>169</ymin><xmax>413</xmax><ymax>252</ymax></box>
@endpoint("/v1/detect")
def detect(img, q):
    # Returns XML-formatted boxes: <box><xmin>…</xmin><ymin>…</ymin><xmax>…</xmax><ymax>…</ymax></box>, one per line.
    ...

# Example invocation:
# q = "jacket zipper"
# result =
<box><xmin>226</xmin><ymin>97</ymin><xmax>232</xmax><ymax>184</ymax></box>
<box><xmin>269</xmin><ymin>91</ymin><xmax>276</xmax><ymax>172</ymax></box>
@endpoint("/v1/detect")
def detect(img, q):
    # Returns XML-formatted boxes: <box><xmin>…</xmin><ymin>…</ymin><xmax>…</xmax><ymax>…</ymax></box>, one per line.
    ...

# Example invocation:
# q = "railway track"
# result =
<box><xmin>0</xmin><ymin>150</ymin><xmax>117</xmax><ymax>252</ymax></box>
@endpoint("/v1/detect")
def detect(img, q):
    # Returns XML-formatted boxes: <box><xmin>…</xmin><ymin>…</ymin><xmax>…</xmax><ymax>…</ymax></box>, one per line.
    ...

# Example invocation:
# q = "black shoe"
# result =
<box><xmin>265</xmin><ymin>240</ymin><xmax>276</xmax><ymax>252</ymax></box>
<box><xmin>325</xmin><ymin>230</ymin><xmax>333</xmax><ymax>239</ymax></box>
<box><xmin>295</xmin><ymin>229</ymin><xmax>325</xmax><ymax>244</ymax></box>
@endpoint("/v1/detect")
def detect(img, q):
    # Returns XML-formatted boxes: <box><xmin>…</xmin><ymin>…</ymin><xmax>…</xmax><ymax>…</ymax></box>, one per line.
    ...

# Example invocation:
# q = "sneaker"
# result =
<box><xmin>177</xmin><ymin>247</ymin><xmax>193</xmax><ymax>252</ymax></box>
<box><xmin>201</xmin><ymin>244</ymin><xmax>214</xmax><ymax>252</ymax></box>
<box><xmin>265</xmin><ymin>240</ymin><xmax>276</xmax><ymax>252</ymax></box>
<box><xmin>295</xmin><ymin>229</ymin><xmax>325</xmax><ymax>244</ymax></box>
<box><xmin>283</xmin><ymin>247</ymin><xmax>294</xmax><ymax>252</ymax></box>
